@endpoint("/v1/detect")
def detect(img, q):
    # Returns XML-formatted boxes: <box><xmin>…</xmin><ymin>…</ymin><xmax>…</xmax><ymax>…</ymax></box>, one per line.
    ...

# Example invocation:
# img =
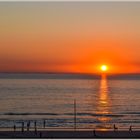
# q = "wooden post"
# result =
<box><xmin>74</xmin><ymin>99</ymin><xmax>76</xmax><ymax>131</ymax></box>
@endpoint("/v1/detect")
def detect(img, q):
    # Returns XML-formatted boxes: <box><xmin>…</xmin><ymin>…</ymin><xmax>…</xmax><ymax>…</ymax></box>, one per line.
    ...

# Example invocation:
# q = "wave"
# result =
<box><xmin>65</xmin><ymin>113</ymin><xmax>124</xmax><ymax>117</ymax></box>
<box><xmin>1</xmin><ymin>112</ymin><xmax>124</xmax><ymax>118</ymax></box>
<box><xmin>3</xmin><ymin>113</ymin><xmax>59</xmax><ymax>116</ymax></box>
<box><xmin>121</xmin><ymin>112</ymin><xmax>140</xmax><ymax>115</ymax></box>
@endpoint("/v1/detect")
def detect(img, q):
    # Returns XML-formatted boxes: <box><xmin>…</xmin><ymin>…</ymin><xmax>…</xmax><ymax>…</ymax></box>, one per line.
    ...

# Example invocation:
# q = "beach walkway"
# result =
<box><xmin>0</xmin><ymin>130</ymin><xmax>140</xmax><ymax>138</ymax></box>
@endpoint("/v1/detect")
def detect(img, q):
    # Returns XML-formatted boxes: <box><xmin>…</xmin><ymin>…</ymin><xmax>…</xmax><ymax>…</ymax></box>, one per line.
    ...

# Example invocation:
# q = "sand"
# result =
<box><xmin>0</xmin><ymin>130</ymin><xmax>140</xmax><ymax>138</ymax></box>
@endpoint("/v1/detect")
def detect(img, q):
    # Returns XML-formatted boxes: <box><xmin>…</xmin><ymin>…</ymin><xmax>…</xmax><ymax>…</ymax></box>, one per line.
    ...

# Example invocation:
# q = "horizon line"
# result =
<box><xmin>0</xmin><ymin>72</ymin><xmax>140</xmax><ymax>75</ymax></box>
<box><xmin>1</xmin><ymin>0</ymin><xmax>140</xmax><ymax>2</ymax></box>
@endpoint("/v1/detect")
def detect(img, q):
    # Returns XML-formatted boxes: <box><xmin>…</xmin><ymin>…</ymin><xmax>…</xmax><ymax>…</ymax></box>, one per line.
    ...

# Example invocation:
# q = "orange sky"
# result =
<box><xmin>0</xmin><ymin>2</ymin><xmax>140</xmax><ymax>74</ymax></box>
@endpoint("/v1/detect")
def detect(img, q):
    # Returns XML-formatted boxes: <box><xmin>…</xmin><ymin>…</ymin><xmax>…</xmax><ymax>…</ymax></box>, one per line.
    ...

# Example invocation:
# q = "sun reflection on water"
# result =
<box><xmin>96</xmin><ymin>74</ymin><xmax>112</xmax><ymax>130</ymax></box>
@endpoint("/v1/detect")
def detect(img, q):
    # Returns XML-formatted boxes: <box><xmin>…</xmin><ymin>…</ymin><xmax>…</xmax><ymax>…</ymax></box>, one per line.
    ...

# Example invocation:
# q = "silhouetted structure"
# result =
<box><xmin>13</xmin><ymin>124</ymin><xmax>16</xmax><ymax>132</ymax></box>
<box><xmin>113</xmin><ymin>124</ymin><xmax>118</xmax><ymax>131</ymax></box>
<box><xmin>129</xmin><ymin>125</ymin><xmax>132</xmax><ymax>132</ymax></box>
<box><xmin>22</xmin><ymin>122</ymin><xmax>24</xmax><ymax>132</ymax></box>
<box><xmin>34</xmin><ymin>121</ymin><xmax>37</xmax><ymax>134</ymax></box>
<box><xmin>28</xmin><ymin>121</ymin><xmax>30</xmax><ymax>127</ymax></box>
<box><xmin>74</xmin><ymin>99</ymin><xmax>76</xmax><ymax>130</ymax></box>
<box><xmin>93</xmin><ymin>129</ymin><xmax>96</xmax><ymax>137</ymax></box>
<box><xmin>27</xmin><ymin>121</ymin><xmax>30</xmax><ymax>131</ymax></box>
<box><xmin>43</xmin><ymin>120</ymin><xmax>46</xmax><ymax>128</ymax></box>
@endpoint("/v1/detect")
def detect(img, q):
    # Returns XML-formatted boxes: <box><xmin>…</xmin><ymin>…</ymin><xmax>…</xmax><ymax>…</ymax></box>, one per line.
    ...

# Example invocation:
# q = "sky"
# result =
<box><xmin>0</xmin><ymin>2</ymin><xmax>140</xmax><ymax>74</ymax></box>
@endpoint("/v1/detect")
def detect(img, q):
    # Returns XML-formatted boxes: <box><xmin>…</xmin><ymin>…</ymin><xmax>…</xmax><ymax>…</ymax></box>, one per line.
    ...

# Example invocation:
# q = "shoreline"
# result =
<box><xmin>0</xmin><ymin>130</ymin><xmax>140</xmax><ymax>138</ymax></box>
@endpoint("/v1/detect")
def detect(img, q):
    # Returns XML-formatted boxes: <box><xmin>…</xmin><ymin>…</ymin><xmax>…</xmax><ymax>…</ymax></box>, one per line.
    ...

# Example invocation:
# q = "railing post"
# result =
<box><xmin>74</xmin><ymin>99</ymin><xmax>76</xmax><ymax>131</ymax></box>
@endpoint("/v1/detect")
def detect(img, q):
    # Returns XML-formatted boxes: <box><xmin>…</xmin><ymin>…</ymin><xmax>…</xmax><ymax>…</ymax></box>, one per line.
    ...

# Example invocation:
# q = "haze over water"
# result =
<box><xmin>0</xmin><ymin>73</ymin><xmax>140</xmax><ymax>130</ymax></box>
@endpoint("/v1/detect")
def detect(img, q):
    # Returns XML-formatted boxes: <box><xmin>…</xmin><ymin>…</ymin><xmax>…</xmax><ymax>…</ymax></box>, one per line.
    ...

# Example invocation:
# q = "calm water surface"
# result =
<box><xmin>0</xmin><ymin>73</ymin><xmax>140</xmax><ymax>130</ymax></box>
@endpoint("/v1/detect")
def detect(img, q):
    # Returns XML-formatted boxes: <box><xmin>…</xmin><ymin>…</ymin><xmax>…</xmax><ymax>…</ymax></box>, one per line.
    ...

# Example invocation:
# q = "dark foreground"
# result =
<box><xmin>0</xmin><ymin>130</ymin><xmax>140</xmax><ymax>138</ymax></box>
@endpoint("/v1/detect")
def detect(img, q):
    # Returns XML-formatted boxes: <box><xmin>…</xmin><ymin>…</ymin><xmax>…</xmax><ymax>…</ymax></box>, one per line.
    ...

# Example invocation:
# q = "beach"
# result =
<box><xmin>0</xmin><ymin>130</ymin><xmax>140</xmax><ymax>138</ymax></box>
<box><xmin>0</xmin><ymin>73</ymin><xmax>140</xmax><ymax>138</ymax></box>
<box><xmin>1</xmin><ymin>1</ymin><xmax>140</xmax><ymax>138</ymax></box>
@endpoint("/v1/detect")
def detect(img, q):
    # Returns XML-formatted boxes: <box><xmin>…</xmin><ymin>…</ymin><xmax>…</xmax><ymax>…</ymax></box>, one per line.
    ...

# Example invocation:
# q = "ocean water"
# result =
<box><xmin>0</xmin><ymin>73</ymin><xmax>140</xmax><ymax>130</ymax></box>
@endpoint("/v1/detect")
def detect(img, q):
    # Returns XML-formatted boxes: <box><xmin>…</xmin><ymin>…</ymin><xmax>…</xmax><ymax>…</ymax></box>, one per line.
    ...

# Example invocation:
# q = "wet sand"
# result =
<box><xmin>0</xmin><ymin>130</ymin><xmax>140</xmax><ymax>138</ymax></box>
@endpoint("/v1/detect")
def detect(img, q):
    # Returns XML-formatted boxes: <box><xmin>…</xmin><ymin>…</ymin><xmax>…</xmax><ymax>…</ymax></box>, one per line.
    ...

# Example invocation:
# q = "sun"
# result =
<box><xmin>100</xmin><ymin>65</ymin><xmax>108</xmax><ymax>72</ymax></box>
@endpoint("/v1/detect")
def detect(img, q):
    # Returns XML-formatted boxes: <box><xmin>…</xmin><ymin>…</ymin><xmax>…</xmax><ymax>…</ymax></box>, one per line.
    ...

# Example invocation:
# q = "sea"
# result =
<box><xmin>0</xmin><ymin>73</ymin><xmax>140</xmax><ymax>131</ymax></box>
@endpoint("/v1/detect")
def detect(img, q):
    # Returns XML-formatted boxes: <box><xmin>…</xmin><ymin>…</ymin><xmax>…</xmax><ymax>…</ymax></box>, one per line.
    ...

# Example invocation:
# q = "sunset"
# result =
<box><xmin>100</xmin><ymin>65</ymin><xmax>108</xmax><ymax>72</ymax></box>
<box><xmin>0</xmin><ymin>2</ymin><xmax>140</xmax><ymax>74</ymax></box>
<box><xmin>0</xmin><ymin>1</ymin><xmax>140</xmax><ymax>138</ymax></box>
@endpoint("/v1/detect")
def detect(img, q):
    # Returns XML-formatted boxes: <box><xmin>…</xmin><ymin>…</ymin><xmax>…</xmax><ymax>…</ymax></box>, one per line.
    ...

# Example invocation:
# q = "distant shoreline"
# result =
<box><xmin>0</xmin><ymin>72</ymin><xmax>140</xmax><ymax>80</ymax></box>
<box><xmin>0</xmin><ymin>72</ymin><xmax>140</xmax><ymax>75</ymax></box>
